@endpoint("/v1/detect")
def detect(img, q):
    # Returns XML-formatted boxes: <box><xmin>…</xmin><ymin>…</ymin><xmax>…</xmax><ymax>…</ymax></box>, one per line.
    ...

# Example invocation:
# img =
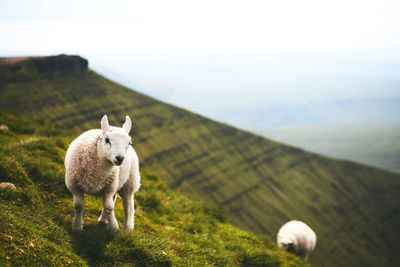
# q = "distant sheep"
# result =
<box><xmin>65</xmin><ymin>115</ymin><xmax>140</xmax><ymax>231</ymax></box>
<box><xmin>277</xmin><ymin>220</ymin><xmax>316</xmax><ymax>260</ymax></box>
<box><xmin>0</xmin><ymin>182</ymin><xmax>16</xmax><ymax>190</ymax></box>
<box><xmin>0</xmin><ymin>125</ymin><xmax>9</xmax><ymax>131</ymax></box>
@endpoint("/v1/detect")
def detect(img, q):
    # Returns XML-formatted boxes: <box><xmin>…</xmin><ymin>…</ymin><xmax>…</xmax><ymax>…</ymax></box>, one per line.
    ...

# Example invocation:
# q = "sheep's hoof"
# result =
<box><xmin>72</xmin><ymin>225</ymin><xmax>84</xmax><ymax>231</ymax></box>
<box><xmin>98</xmin><ymin>213</ymin><xmax>109</xmax><ymax>224</ymax></box>
<box><xmin>98</xmin><ymin>219</ymin><xmax>109</xmax><ymax>225</ymax></box>
<box><xmin>108</xmin><ymin>224</ymin><xmax>119</xmax><ymax>231</ymax></box>
<box><xmin>124</xmin><ymin>224</ymin><xmax>134</xmax><ymax>231</ymax></box>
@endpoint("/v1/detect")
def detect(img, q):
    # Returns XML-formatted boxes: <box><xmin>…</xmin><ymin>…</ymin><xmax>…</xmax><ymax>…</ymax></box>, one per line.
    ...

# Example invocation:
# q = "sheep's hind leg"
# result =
<box><xmin>72</xmin><ymin>193</ymin><xmax>85</xmax><ymax>231</ymax></box>
<box><xmin>121</xmin><ymin>192</ymin><xmax>134</xmax><ymax>231</ymax></box>
<box><xmin>102</xmin><ymin>194</ymin><xmax>119</xmax><ymax>230</ymax></box>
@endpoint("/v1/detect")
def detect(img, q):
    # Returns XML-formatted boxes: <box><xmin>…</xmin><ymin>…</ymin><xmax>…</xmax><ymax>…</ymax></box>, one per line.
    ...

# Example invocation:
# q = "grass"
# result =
<box><xmin>0</xmin><ymin>111</ymin><xmax>305</xmax><ymax>266</ymax></box>
<box><xmin>1</xmin><ymin>55</ymin><xmax>400</xmax><ymax>266</ymax></box>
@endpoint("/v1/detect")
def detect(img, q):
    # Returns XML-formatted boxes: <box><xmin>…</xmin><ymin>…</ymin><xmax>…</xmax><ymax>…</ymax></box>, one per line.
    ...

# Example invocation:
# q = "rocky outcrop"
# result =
<box><xmin>0</xmin><ymin>54</ymin><xmax>88</xmax><ymax>76</ymax></box>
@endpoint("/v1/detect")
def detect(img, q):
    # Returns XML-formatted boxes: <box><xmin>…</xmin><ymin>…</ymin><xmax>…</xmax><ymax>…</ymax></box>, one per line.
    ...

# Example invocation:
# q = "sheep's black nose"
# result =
<box><xmin>115</xmin><ymin>155</ymin><xmax>124</xmax><ymax>165</ymax></box>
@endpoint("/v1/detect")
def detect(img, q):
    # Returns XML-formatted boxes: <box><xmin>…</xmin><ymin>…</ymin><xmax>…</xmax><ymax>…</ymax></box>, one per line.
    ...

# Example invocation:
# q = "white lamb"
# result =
<box><xmin>65</xmin><ymin>115</ymin><xmax>140</xmax><ymax>231</ymax></box>
<box><xmin>277</xmin><ymin>220</ymin><xmax>317</xmax><ymax>260</ymax></box>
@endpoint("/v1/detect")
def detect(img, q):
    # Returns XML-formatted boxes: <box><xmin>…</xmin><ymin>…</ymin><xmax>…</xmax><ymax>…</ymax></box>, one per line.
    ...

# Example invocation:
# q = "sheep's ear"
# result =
<box><xmin>101</xmin><ymin>114</ymin><xmax>109</xmax><ymax>134</ymax></box>
<box><xmin>122</xmin><ymin>115</ymin><xmax>132</xmax><ymax>134</ymax></box>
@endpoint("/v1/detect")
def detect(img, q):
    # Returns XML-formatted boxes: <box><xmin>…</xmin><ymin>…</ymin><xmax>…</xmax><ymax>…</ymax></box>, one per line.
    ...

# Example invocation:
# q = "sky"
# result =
<box><xmin>1</xmin><ymin>0</ymin><xmax>400</xmax><ymax>127</ymax></box>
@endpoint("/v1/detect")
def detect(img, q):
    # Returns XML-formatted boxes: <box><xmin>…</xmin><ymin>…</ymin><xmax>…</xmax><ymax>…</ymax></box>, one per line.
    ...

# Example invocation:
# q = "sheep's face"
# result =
<box><xmin>278</xmin><ymin>236</ymin><xmax>295</xmax><ymax>251</ymax></box>
<box><xmin>99</xmin><ymin>115</ymin><xmax>132</xmax><ymax>166</ymax></box>
<box><xmin>102</xmin><ymin>130</ymin><xmax>132</xmax><ymax>165</ymax></box>
<box><xmin>280</xmin><ymin>241</ymin><xmax>294</xmax><ymax>251</ymax></box>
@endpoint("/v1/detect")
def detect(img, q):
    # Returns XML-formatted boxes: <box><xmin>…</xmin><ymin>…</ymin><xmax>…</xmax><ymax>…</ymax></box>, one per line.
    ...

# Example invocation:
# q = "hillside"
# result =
<box><xmin>1</xmin><ymin>55</ymin><xmax>400</xmax><ymax>266</ymax></box>
<box><xmin>0</xmin><ymin>111</ymin><xmax>304</xmax><ymax>266</ymax></box>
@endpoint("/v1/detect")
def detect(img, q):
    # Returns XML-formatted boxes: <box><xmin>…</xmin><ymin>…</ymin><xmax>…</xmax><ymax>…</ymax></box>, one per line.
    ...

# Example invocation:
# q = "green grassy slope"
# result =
<box><xmin>0</xmin><ymin>111</ymin><xmax>305</xmax><ymax>266</ymax></box>
<box><xmin>1</xmin><ymin>55</ymin><xmax>400</xmax><ymax>266</ymax></box>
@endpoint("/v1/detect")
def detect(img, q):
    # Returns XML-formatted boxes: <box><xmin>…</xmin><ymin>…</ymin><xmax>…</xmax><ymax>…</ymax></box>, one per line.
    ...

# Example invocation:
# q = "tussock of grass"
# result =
<box><xmin>0</xmin><ymin>112</ymin><xmax>306</xmax><ymax>266</ymax></box>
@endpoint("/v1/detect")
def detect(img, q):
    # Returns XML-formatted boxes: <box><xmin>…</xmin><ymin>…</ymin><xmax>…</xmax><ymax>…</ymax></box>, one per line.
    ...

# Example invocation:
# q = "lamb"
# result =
<box><xmin>65</xmin><ymin>115</ymin><xmax>140</xmax><ymax>231</ymax></box>
<box><xmin>277</xmin><ymin>220</ymin><xmax>317</xmax><ymax>260</ymax></box>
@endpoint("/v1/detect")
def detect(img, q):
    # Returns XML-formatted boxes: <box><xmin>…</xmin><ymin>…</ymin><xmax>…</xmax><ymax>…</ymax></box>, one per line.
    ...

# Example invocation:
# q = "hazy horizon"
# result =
<box><xmin>1</xmin><ymin>0</ymin><xmax>400</xmax><ymax>128</ymax></box>
<box><xmin>89</xmin><ymin>49</ymin><xmax>400</xmax><ymax>128</ymax></box>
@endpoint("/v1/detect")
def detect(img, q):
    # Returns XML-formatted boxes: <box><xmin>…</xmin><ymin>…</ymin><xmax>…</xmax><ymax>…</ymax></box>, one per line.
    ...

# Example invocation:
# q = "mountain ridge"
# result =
<box><xmin>1</xmin><ymin>55</ymin><xmax>399</xmax><ymax>266</ymax></box>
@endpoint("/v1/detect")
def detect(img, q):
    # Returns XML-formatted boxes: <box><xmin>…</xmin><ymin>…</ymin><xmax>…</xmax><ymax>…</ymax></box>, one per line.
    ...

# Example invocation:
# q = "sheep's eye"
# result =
<box><xmin>129</xmin><ymin>142</ymin><xmax>132</xmax><ymax>146</ymax></box>
<box><xmin>105</xmin><ymin>137</ymin><xmax>111</xmax><ymax>144</ymax></box>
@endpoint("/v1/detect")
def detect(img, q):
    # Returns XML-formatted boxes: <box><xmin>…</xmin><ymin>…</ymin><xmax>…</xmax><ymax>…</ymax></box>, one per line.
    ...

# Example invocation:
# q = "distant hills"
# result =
<box><xmin>215</xmin><ymin>97</ymin><xmax>400</xmax><ymax>128</ymax></box>
<box><xmin>95</xmin><ymin>49</ymin><xmax>400</xmax><ymax>129</ymax></box>
<box><xmin>1</xmin><ymin>55</ymin><xmax>400</xmax><ymax>266</ymax></box>
<box><xmin>258</xmin><ymin>124</ymin><xmax>400</xmax><ymax>171</ymax></box>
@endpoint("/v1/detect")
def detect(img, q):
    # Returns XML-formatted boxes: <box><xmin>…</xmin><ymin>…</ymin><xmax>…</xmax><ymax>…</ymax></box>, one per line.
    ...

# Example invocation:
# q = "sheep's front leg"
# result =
<box><xmin>122</xmin><ymin>193</ymin><xmax>135</xmax><ymax>231</ymax></box>
<box><xmin>103</xmin><ymin>193</ymin><xmax>119</xmax><ymax>230</ymax></box>
<box><xmin>98</xmin><ymin>194</ymin><xmax>117</xmax><ymax>224</ymax></box>
<box><xmin>72</xmin><ymin>193</ymin><xmax>85</xmax><ymax>231</ymax></box>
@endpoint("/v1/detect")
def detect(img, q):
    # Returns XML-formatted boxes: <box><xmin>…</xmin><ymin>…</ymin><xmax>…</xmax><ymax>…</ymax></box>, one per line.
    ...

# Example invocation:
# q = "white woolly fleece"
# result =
<box><xmin>277</xmin><ymin>220</ymin><xmax>317</xmax><ymax>260</ymax></box>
